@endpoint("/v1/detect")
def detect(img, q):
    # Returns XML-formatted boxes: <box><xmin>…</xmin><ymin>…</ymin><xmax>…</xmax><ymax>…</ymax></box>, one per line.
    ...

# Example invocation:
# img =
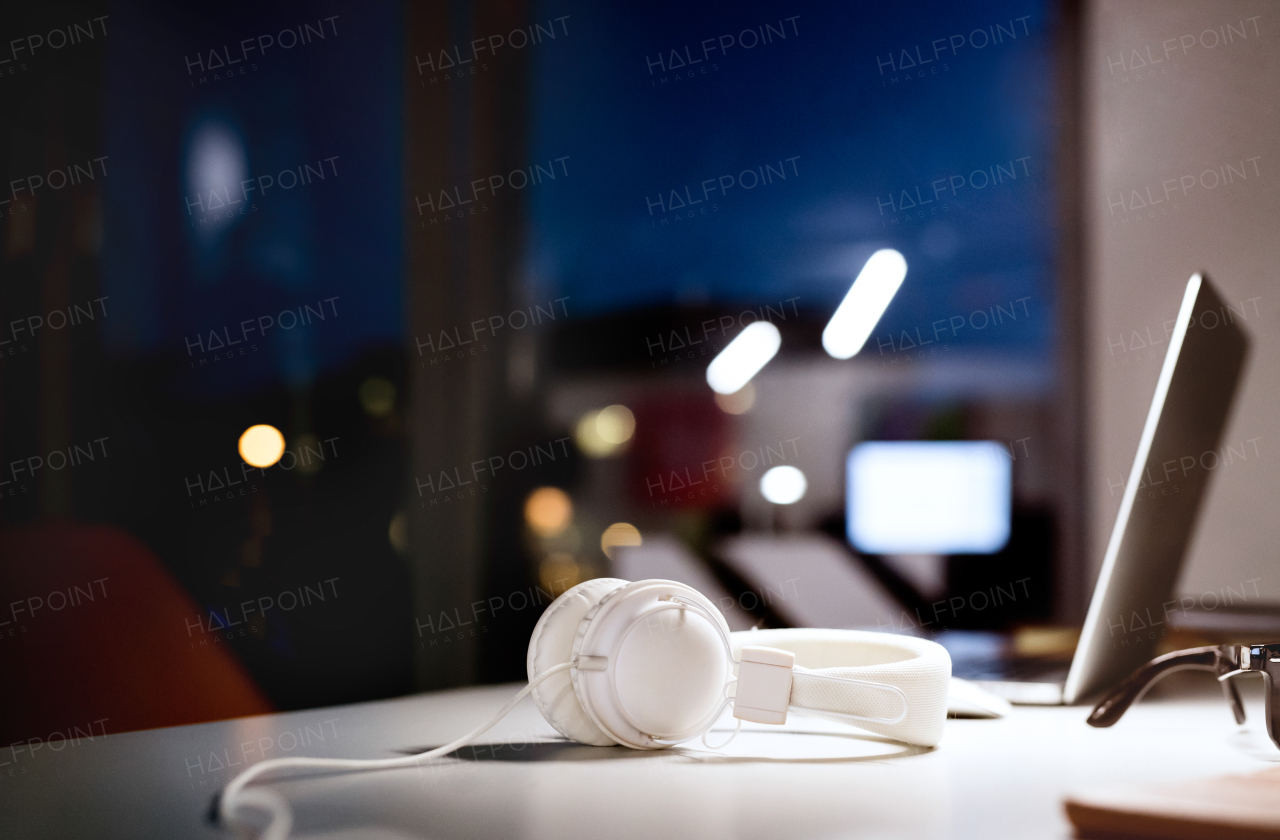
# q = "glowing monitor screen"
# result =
<box><xmin>846</xmin><ymin>441</ymin><xmax>1012</xmax><ymax>555</ymax></box>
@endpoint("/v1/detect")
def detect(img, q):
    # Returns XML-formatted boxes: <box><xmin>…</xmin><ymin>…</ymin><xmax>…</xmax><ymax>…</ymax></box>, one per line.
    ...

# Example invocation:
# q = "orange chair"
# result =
<box><xmin>0</xmin><ymin>521</ymin><xmax>273</xmax><ymax>745</ymax></box>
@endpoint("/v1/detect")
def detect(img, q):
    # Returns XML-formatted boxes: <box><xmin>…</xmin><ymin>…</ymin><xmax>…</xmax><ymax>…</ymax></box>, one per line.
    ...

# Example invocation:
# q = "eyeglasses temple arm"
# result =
<box><xmin>1087</xmin><ymin>646</ymin><xmax>1226</xmax><ymax>728</ymax></box>
<box><xmin>1223</xmin><ymin>670</ymin><xmax>1246</xmax><ymax>725</ymax></box>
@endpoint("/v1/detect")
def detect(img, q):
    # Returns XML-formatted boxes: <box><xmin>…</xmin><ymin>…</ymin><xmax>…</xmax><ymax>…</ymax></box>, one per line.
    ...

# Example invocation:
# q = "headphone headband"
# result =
<box><xmin>730</xmin><ymin>628</ymin><xmax>951</xmax><ymax>747</ymax></box>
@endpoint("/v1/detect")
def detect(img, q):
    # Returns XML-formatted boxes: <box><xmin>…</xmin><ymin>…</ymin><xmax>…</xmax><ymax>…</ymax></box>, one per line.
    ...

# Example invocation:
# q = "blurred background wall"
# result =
<box><xmin>1084</xmin><ymin>0</ymin><xmax>1278</xmax><ymax>602</ymax></box>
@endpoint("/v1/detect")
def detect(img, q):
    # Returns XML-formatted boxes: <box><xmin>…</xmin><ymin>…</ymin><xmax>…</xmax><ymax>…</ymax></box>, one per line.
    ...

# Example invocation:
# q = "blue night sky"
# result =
<box><xmin>526</xmin><ymin>0</ymin><xmax>1059</xmax><ymax>358</ymax></box>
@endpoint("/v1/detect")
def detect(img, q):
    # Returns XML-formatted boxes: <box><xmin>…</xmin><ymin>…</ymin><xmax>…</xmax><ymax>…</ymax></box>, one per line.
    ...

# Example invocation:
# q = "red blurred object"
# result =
<box><xmin>629</xmin><ymin>392</ymin><xmax>733</xmax><ymax>510</ymax></box>
<box><xmin>0</xmin><ymin>521</ymin><xmax>273</xmax><ymax>745</ymax></box>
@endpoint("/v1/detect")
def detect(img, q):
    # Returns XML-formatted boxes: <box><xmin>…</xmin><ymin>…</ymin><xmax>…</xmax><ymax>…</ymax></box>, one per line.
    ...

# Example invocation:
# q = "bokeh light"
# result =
<box><xmin>294</xmin><ymin>433</ymin><xmax>323</xmax><ymax>475</ymax></box>
<box><xmin>760</xmin><ymin>465</ymin><xmax>807</xmax><ymax>505</ymax></box>
<box><xmin>822</xmin><ymin>248</ymin><xmax>908</xmax><ymax>360</ymax></box>
<box><xmin>359</xmin><ymin>377</ymin><xmax>396</xmax><ymax>418</ymax></box>
<box><xmin>539</xmin><ymin>552</ymin><xmax>581</xmax><ymax>594</ymax></box>
<box><xmin>575</xmin><ymin>404</ymin><xmax>635</xmax><ymax>457</ymax></box>
<box><xmin>706</xmin><ymin>321</ymin><xmax>781</xmax><ymax>394</ymax></box>
<box><xmin>595</xmin><ymin>404</ymin><xmax>635</xmax><ymax>444</ymax></box>
<box><xmin>600</xmin><ymin>522</ymin><xmax>642</xmax><ymax>560</ymax></box>
<box><xmin>388</xmin><ymin>511</ymin><xmax>408</xmax><ymax>554</ymax></box>
<box><xmin>238</xmin><ymin>424</ymin><xmax>285</xmax><ymax>468</ymax></box>
<box><xmin>525</xmin><ymin>487</ymin><xmax>574</xmax><ymax>537</ymax></box>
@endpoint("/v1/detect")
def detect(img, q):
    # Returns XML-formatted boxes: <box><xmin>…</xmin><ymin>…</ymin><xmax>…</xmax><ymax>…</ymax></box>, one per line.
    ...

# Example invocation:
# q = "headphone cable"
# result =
<box><xmin>217</xmin><ymin>660</ymin><xmax>576</xmax><ymax>840</ymax></box>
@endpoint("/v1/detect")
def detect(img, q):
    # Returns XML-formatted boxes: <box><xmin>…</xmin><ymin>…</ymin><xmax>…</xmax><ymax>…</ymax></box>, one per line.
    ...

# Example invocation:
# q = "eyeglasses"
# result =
<box><xmin>1087</xmin><ymin>644</ymin><xmax>1280</xmax><ymax>747</ymax></box>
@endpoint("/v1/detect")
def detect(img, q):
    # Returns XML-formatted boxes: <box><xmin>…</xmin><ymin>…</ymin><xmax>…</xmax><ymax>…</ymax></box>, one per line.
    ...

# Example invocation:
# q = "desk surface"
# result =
<box><xmin>3</xmin><ymin>675</ymin><xmax>1277</xmax><ymax>840</ymax></box>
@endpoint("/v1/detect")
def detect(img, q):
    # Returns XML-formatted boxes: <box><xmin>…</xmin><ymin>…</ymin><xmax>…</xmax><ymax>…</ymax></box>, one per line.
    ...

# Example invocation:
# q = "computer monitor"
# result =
<box><xmin>846</xmin><ymin>441</ymin><xmax>1013</xmax><ymax>555</ymax></box>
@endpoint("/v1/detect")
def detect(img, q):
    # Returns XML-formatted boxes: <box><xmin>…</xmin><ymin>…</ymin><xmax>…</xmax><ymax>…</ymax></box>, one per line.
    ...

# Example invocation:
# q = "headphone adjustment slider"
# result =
<box><xmin>733</xmin><ymin>646</ymin><xmax>796</xmax><ymax>725</ymax></box>
<box><xmin>575</xmin><ymin>655</ymin><xmax>609</xmax><ymax>672</ymax></box>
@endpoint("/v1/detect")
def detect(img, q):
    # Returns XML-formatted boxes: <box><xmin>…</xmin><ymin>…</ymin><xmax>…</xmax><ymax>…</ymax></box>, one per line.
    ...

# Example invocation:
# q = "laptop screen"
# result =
<box><xmin>1064</xmin><ymin>274</ymin><xmax>1249</xmax><ymax>703</ymax></box>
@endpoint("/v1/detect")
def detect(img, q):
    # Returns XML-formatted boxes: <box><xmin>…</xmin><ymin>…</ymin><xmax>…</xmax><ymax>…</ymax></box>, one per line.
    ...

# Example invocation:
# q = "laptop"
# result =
<box><xmin>848</xmin><ymin>273</ymin><xmax>1249</xmax><ymax>705</ymax></box>
<box><xmin>1060</xmin><ymin>272</ymin><xmax>1249</xmax><ymax>703</ymax></box>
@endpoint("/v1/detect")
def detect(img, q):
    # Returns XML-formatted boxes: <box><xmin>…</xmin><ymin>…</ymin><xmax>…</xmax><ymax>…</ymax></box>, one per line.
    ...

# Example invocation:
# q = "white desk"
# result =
<box><xmin>2</xmin><ymin>674</ymin><xmax>1275</xmax><ymax>839</ymax></box>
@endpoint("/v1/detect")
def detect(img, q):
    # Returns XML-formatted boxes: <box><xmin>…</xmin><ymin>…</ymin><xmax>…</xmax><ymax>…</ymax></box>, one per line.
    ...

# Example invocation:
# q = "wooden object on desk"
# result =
<box><xmin>1066</xmin><ymin>766</ymin><xmax>1280</xmax><ymax>839</ymax></box>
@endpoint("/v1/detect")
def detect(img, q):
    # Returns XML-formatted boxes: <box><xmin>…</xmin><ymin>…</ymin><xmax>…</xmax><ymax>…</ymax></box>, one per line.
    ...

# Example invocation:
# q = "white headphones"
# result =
<box><xmin>527</xmin><ymin>578</ymin><xmax>951</xmax><ymax>749</ymax></box>
<box><xmin>220</xmin><ymin>578</ymin><xmax>951</xmax><ymax>839</ymax></box>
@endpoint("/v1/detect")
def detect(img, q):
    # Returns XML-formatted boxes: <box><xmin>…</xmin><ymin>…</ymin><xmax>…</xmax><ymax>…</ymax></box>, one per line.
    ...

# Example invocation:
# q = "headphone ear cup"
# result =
<box><xmin>527</xmin><ymin>578</ymin><xmax>628</xmax><ymax>746</ymax></box>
